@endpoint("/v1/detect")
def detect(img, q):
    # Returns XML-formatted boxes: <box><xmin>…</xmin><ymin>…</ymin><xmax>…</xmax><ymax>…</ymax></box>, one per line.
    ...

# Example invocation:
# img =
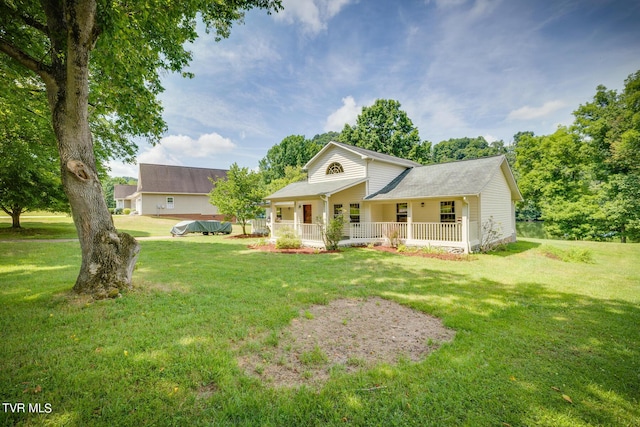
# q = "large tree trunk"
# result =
<box><xmin>10</xmin><ymin>208</ymin><xmax>21</xmax><ymax>229</ymax></box>
<box><xmin>44</xmin><ymin>0</ymin><xmax>140</xmax><ymax>298</ymax></box>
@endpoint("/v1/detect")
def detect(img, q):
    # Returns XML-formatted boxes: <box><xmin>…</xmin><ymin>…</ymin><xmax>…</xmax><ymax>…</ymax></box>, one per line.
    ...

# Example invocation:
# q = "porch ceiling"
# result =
<box><xmin>265</xmin><ymin>178</ymin><xmax>366</xmax><ymax>200</ymax></box>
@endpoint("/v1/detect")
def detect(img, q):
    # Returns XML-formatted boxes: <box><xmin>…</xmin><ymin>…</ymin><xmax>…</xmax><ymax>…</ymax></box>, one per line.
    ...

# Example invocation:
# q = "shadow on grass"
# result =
<box><xmin>484</xmin><ymin>239</ymin><xmax>541</xmax><ymax>257</ymax></box>
<box><xmin>0</xmin><ymin>238</ymin><xmax>638</xmax><ymax>426</ymax></box>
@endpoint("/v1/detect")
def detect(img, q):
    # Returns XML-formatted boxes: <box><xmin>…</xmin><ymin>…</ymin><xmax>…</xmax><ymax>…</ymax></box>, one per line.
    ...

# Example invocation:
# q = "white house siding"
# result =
<box><xmin>367</xmin><ymin>162</ymin><xmax>409</xmax><ymax>195</ymax></box>
<box><xmin>329</xmin><ymin>183</ymin><xmax>367</xmax><ymax>222</ymax></box>
<box><xmin>307</xmin><ymin>147</ymin><xmax>366</xmax><ymax>184</ymax></box>
<box><xmin>412</xmin><ymin>200</ymin><xmax>443</xmax><ymax>223</ymax></box>
<box><xmin>480</xmin><ymin>171</ymin><xmax>515</xmax><ymax>241</ymax></box>
<box><xmin>139</xmin><ymin>194</ymin><xmax>218</xmax><ymax>216</ymax></box>
<box><xmin>293</xmin><ymin>199</ymin><xmax>324</xmax><ymax>223</ymax></box>
<box><xmin>467</xmin><ymin>196</ymin><xmax>479</xmax><ymax>222</ymax></box>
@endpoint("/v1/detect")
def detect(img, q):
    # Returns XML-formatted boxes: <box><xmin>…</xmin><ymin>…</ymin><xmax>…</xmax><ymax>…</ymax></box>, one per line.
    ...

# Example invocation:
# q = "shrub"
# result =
<box><xmin>319</xmin><ymin>212</ymin><xmax>346</xmax><ymax>251</ymax></box>
<box><xmin>479</xmin><ymin>217</ymin><xmax>505</xmax><ymax>253</ymax></box>
<box><xmin>123</xmin><ymin>208</ymin><xmax>131</xmax><ymax>215</ymax></box>
<box><xmin>383</xmin><ymin>225</ymin><xmax>401</xmax><ymax>248</ymax></box>
<box><xmin>275</xmin><ymin>226</ymin><xmax>301</xmax><ymax>249</ymax></box>
<box><xmin>109</xmin><ymin>208</ymin><xmax>115</xmax><ymax>214</ymax></box>
<box><xmin>114</xmin><ymin>208</ymin><xmax>123</xmax><ymax>215</ymax></box>
<box><xmin>420</xmin><ymin>245</ymin><xmax>446</xmax><ymax>255</ymax></box>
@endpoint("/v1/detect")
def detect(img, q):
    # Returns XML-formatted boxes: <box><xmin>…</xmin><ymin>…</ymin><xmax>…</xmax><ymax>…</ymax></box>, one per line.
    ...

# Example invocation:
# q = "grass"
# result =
<box><xmin>0</xmin><ymin>215</ymin><xmax>243</xmax><ymax>239</ymax></box>
<box><xmin>0</xmin><ymin>217</ymin><xmax>639</xmax><ymax>426</ymax></box>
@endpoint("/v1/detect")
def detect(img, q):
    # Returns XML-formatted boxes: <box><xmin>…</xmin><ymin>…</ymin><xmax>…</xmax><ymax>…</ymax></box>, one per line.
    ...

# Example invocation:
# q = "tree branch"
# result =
<box><xmin>0</xmin><ymin>38</ymin><xmax>53</xmax><ymax>82</ymax></box>
<box><xmin>0</xmin><ymin>3</ymin><xmax>48</xmax><ymax>34</ymax></box>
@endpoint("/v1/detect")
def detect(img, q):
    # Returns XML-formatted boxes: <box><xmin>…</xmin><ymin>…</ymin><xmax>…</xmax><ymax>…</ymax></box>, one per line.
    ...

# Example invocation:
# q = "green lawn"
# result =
<box><xmin>1</xmin><ymin>217</ymin><xmax>638</xmax><ymax>426</ymax></box>
<box><xmin>0</xmin><ymin>214</ymin><xmax>187</xmax><ymax>239</ymax></box>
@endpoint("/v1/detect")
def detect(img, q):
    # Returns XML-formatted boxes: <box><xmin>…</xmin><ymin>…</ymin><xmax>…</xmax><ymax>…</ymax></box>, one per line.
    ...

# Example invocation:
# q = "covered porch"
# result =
<box><xmin>271</xmin><ymin>220</ymin><xmax>478</xmax><ymax>252</ymax></box>
<box><xmin>268</xmin><ymin>197</ymin><xmax>480</xmax><ymax>253</ymax></box>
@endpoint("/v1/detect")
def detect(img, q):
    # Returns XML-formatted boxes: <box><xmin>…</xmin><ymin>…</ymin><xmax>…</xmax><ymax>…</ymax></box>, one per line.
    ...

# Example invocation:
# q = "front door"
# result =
<box><xmin>303</xmin><ymin>204</ymin><xmax>312</xmax><ymax>224</ymax></box>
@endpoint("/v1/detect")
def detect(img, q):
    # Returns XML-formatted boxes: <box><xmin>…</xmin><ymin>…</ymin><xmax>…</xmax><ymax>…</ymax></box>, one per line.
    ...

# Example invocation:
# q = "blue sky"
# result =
<box><xmin>108</xmin><ymin>0</ymin><xmax>640</xmax><ymax>177</ymax></box>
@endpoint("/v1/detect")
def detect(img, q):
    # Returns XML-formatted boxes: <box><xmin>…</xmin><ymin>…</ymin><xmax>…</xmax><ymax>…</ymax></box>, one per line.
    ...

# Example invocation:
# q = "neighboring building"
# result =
<box><xmin>264</xmin><ymin>141</ymin><xmax>522</xmax><ymax>253</ymax></box>
<box><xmin>118</xmin><ymin>164</ymin><xmax>227</xmax><ymax>219</ymax></box>
<box><xmin>114</xmin><ymin>185</ymin><xmax>137</xmax><ymax>210</ymax></box>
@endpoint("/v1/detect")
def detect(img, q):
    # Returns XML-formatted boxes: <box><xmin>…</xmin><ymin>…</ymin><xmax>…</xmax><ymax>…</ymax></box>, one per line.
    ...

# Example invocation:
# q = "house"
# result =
<box><xmin>117</xmin><ymin>164</ymin><xmax>227</xmax><ymax>219</ymax></box>
<box><xmin>114</xmin><ymin>184</ymin><xmax>137</xmax><ymax>210</ymax></box>
<box><xmin>264</xmin><ymin>141</ymin><xmax>522</xmax><ymax>253</ymax></box>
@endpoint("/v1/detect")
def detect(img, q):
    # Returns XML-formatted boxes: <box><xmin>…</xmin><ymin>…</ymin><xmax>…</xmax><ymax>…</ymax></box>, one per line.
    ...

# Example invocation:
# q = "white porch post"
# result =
<box><xmin>322</xmin><ymin>196</ymin><xmax>329</xmax><ymax>226</ymax></box>
<box><xmin>293</xmin><ymin>201</ymin><xmax>299</xmax><ymax>225</ymax></box>
<box><xmin>462</xmin><ymin>198</ymin><xmax>469</xmax><ymax>253</ymax></box>
<box><xmin>407</xmin><ymin>202</ymin><xmax>413</xmax><ymax>241</ymax></box>
<box><xmin>269</xmin><ymin>206</ymin><xmax>276</xmax><ymax>236</ymax></box>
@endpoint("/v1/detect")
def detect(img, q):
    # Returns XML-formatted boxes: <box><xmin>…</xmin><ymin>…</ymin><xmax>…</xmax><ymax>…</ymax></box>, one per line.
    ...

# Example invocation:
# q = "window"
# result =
<box><xmin>396</xmin><ymin>203</ymin><xmax>407</xmax><ymax>222</ymax></box>
<box><xmin>349</xmin><ymin>203</ymin><xmax>360</xmax><ymax>223</ymax></box>
<box><xmin>166</xmin><ymin>196</ymin><xmax>174</xmax><ymax>209</ymax></box>
<box><xmin>440</xmin><ymin>201</ymin><xmax>455</xmax><ymax>222</ymax></box>
<box><xmin>326</xmin><ymin>162</ymin><xmax>344</xmax><ymax>175</ymax></box>
<box><xmin>333</xmin><ymin>204</ymin><xmax>343</xmax><ymax>218</ymax></box>
<box><xmin>276</xmin><ymin>207</ymin><xmax>282</xmax><ymax>220</ymax></box>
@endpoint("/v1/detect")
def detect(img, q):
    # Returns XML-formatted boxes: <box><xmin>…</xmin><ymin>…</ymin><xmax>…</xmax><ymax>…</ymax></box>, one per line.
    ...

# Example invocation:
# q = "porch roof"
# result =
<box><xmin>265</xmin><ymin>177</ymin><xmax>366</xmax><ymax>200</ymax></box>
<box><xmin>365</xmin><ymin>155</ymin><xmax>523</xmax><ymax>201</ymax></box>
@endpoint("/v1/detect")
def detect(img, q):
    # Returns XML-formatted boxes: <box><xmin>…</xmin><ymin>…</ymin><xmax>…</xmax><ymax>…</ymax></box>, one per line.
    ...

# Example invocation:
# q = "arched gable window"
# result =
<box><xmin>326</xmin><ymin>162</ymin><xmax>344</xmax><ymax>175</ymax></box>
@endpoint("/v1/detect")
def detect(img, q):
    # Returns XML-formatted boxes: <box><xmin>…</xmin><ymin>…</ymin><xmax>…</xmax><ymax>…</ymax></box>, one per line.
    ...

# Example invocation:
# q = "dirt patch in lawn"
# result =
<box><xmin>237</xmin><ymin>297</ymin><xmax>455</xmax><ymax>388</ymax></box>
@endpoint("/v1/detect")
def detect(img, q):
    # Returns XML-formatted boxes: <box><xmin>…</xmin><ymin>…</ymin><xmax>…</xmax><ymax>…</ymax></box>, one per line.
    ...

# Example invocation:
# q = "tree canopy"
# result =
<box><xmin>0</xmin><ymin>63</ymin><xmax>67</xmax><ymax>228</ymax></box>
<box><xmin>210</xmin><ymin>163</ymin><xmax>265</xmax><ymax>235</ymax></box>
<box><xmin>259</xmin><ymin>134</ymin><xmax>322</xmax><ymax>184</ymax></box>
<box><xmin>432</xmin><ymin>136</ymin><xmax>506</xmax><ymax>163</ymax></box>
<box><xmin>339</xmin><ymin>99</ymin><xmax>431</xmax><ymax>164</ymax></box>
<box><xmin>515</xmin><ymin>70</ymin><xmax>640</xmax><ymax>242</ymax></box>
<box><xmin>0</xmin><ymin>0</ymin><xmax>282</xmax><ymax>297</ymax></box>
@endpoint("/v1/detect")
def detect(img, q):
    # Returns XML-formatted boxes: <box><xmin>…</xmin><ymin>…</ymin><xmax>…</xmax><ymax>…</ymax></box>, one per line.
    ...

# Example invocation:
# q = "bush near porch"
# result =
<box><xmin>0</xmin><ymin>215</ymin><xmax>638</xmax><ymax>426</ymax></box>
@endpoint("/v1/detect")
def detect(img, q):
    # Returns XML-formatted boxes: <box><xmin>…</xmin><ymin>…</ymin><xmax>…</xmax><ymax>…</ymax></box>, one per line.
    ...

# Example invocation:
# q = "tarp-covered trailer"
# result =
<box><xmin>170</xmin><ymin>220</ymin><xmax>232</xmax><ymax>236</ymax></box>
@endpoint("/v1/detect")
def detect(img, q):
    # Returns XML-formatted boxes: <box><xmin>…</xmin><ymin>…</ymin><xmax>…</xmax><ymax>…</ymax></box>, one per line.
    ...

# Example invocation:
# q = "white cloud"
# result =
<box><xmin>107</xmin><ymin>160</ymin><xmax>138</xmax><ymax>178</ymax></box>
<box><xmin>275</xmin><ymin>0</ymin><xmax>353</xmax><ymax>34</ymax></box>
<box><xmin>484</xmin><ymin>134</ymin><xmax>498</xmax><ymax>143</ymax></box>
<box><xmin>424</xmin><ymin>0</ymin><xmax>468</xmax><ymax>9</ymax></box>
<box><xmin>161</xmin><ymin>133</ymin><xmax>236</xmax><ymax>157</ymax></box>
<box><xmin>324</xmin><ymin>96</ymin><xmax>360</xmax><ymax>131</ymax></box>
<box><xmin>507</xmin><ymin>100</ymin><xmax>565</xmax><ymax>121</ymax></box>
<box><xmin>136</xmin><ymin>133</ymin><xmax>236</xmax><ymax>166</ymax></box>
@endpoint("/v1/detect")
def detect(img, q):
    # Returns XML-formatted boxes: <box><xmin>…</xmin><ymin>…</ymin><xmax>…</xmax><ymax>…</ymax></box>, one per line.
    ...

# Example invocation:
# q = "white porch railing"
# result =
<box><xmin>412</xmin><ymin>222</ymin><xmax>462</xmax><ymax>242</ymax></box>
<box><xmin>250</xmin><ymin>219</ymin><xmax>269</xmax><ymax>235</ymax></box>
<box><xmin>349</xmin><ymin>222</ymin><xmax>407</xmax><ymax>240</ymax></box>
<box><xmin>271</xmin><ymin>222</ymin><xmax>323</xmax><ymax>242</ymax></box>
<box><xmin>271</xmin><ymin>221</ymin><xmax>466</xmax><ymax>246</ymax></box>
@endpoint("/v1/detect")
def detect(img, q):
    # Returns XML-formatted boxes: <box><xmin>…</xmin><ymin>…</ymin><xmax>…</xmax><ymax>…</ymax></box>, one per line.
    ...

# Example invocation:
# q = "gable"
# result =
<box><xmin>305</xmin><ymin>141</ymin><xmax>420</xmax><ymax>185</ymax></box>
<box><xmin>306</xmin><ymin>145</ymin><xmax>367</xmax><ymax>184</ymax></box>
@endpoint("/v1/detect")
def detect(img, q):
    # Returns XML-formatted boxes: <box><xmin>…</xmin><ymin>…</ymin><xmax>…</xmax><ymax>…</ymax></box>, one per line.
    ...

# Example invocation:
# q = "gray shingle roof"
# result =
<box><xmin>137</xmin><ymin>164</ymin><xmax>227</xmax><ymax>194</ymax></box>
<box><xmin>266</xmin><ymin>178</ymin><xmax>367</xmax><ymax>200</ymax></box>
<box><xmin>366</xmin><ymin>155</ymin><xmax>522</xmax><ymax>201</ymax></box>
<box><xmin>114</xmin><ymin>185</ymin><xmax>137</xmax><ymax>199</ymax></box>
